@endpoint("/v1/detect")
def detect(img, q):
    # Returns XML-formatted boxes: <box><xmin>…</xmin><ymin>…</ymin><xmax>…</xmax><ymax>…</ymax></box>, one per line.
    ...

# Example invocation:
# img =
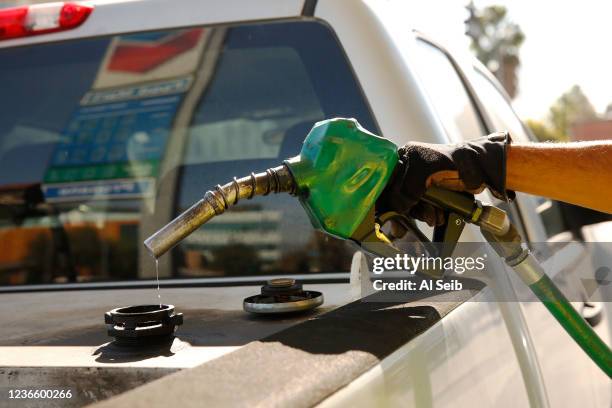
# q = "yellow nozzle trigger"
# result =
<box><xmin>350</xmin><ymin>207</ymin><xmax>404</xmax><ymax>258</ymax></box>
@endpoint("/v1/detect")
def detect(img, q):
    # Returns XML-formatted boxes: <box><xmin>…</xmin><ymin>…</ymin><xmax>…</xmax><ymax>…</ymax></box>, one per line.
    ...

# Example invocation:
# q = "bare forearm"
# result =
<box><xmin>507</xmin><ymin>141</ymin><xmax>612</xmax><ymax>213</ymax></box>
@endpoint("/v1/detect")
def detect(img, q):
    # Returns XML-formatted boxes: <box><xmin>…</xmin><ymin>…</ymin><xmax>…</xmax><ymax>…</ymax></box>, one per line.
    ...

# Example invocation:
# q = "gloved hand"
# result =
<box><xmin>376</xmin><ymin>132</ymin><xmax>514</xmax><ymax>226</ymax></box>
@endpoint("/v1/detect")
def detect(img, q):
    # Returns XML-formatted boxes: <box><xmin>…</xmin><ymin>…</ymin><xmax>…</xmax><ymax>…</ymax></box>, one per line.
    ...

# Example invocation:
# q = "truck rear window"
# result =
<box><xmin>0</xmin><ymin>21</ymin><xmax>378</xmax><ymax>287</ymax></box>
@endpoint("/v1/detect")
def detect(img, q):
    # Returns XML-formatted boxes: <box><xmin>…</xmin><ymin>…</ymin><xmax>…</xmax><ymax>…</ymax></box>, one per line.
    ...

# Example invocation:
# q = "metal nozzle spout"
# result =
<box><xmin>144</xmin><ymin>164</ymin><xmax>295</xmax><ymax>259</ymax></box>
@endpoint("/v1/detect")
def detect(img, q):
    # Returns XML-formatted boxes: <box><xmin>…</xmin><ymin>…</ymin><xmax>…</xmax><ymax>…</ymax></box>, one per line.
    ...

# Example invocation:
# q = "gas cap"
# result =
<box><xmin>243</xmin><ymin>278</ymin><xmax>323</xmax><ymax>314</ymax></box>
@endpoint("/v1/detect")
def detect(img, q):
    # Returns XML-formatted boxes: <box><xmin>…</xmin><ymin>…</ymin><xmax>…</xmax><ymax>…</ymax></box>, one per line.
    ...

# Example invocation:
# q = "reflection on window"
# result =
<box><xmin>0</xmin><ymin>21</ymin><xmax>377</xmax><ymax>285</ymax></box>
<box><xmin>185</xmin><ymin>47</ymin><xmax>323</xmax><ymax>165</ymax></box>
<box><xmin>414</xmin><ymin>40</ymin><xmax>483</xmax><ymax>141</ymax></box>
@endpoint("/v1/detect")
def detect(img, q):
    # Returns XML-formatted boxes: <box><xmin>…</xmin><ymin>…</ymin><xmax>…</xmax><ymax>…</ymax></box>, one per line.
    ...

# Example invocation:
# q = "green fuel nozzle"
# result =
<box><xmin>145</xmin><ymin>118</ymin><xmax>399</xmax><ymax>259</ymax></box>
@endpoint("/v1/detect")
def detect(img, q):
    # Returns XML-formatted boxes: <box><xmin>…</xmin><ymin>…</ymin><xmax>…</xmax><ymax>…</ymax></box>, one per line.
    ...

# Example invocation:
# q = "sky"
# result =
<box><xmin>473</xmin><ymin>0</ymin><xmax>612</xmax><ymax>120</ymax></box>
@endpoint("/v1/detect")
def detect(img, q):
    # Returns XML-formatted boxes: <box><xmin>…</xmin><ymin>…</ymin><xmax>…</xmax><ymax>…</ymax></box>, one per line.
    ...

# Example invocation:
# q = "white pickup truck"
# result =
<box><xmin>0</xmin><ymin>1</ymin><xmax>610</xmax><ymax>407</ymax></box>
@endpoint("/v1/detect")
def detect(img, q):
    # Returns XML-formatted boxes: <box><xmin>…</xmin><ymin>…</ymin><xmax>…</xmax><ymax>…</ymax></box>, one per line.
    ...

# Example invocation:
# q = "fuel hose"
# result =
<box><xmin>529</xmin><ymin>274</ymin><xmax>612</xmax><ymax>377</ymax></box>
<box><xmin>485</xmin><ymin>224</ymin><xmax>612</xmax><ymax>378</ymax></box>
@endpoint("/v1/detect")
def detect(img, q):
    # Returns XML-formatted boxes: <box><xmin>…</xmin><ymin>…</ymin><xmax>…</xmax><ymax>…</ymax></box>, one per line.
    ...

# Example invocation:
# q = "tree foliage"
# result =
<box><xmin>465</xmin><ymin>2</ymin><xmax>525</xmax><ymax>98</ymax></box>
<box><xmin>527</xmin><ymin>85</ymin><xmax>598</xmax><ymax>142</ymax></box>
<box><xmin>526</xmin><ymin>119</ymin><xmax>566</xmax><ymax>142</ymax></box>
<box><xmin>549</xmin><ymin>85</ymin><xmax>597</xmax><ymax>136</ymax></box>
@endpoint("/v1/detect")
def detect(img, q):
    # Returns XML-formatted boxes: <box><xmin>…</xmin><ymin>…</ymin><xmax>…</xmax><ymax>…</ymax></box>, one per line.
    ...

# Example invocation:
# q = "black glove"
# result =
<box><xmin>377</xmin><ymin>132</ymin><xmax>514</xmax><ymax>226</ymax></box>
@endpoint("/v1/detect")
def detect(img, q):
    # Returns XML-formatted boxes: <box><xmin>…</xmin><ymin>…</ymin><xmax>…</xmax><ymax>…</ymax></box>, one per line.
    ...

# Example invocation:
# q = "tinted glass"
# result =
<box><xmin>0</xmin><ymin>21</ymin><xmax>378</xmax><ymax>286</ymax></box>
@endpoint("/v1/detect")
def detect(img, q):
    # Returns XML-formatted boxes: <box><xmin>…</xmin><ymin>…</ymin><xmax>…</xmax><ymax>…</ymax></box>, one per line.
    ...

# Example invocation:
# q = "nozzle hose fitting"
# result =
<box><xmin>144</xmin><ymin>164</ymin><xmax>295</xmax><ymax>259</ymax></box>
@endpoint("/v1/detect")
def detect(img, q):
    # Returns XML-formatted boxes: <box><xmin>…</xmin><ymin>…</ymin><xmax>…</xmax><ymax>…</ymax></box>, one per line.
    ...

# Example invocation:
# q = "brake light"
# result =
<box><xmin>0</xmin><ymin>2</ymin><xmax>93</xmax><ymax>41</ymax></box>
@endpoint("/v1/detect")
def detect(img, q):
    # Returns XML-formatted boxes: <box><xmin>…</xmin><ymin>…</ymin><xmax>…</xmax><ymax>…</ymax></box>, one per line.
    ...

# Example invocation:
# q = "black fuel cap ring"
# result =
<box><xmin>104</xmin><ymin>304</ymin><xmax>183</xmax><ymax>346</ymax></box>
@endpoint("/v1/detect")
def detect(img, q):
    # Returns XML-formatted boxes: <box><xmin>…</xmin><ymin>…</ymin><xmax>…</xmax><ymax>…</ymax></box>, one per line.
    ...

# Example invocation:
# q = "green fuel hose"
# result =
<box><xmin>529</xmin><ymin>274</ymin><xmax>612</xmax><ymax>377</ymax></box>
<box><xmin>482</xmin><ymin>223</ymin><xmax>612</xmax><ymax>378</ymax></box>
